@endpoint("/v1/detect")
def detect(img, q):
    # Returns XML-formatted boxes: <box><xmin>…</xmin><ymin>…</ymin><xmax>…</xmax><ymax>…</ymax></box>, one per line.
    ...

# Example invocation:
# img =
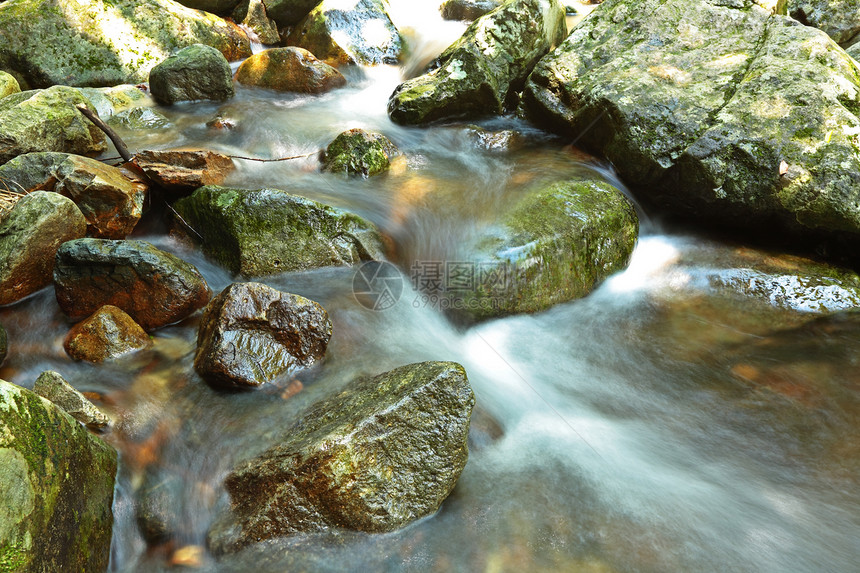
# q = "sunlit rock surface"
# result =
<box><xmin>132</xmin><ymin>149</ymin><xmax>235</xmax><ymax>194</ymax></box>
<box><xmin>234</xmin><ymin>47</ymin><xmax>347</xmax><ymax>93</ymax></box>
<box><xmin>232</xmin><ymin>0</ymin><xmax>281</xmax><ymax>44</ymax></box>
<box><xmin>0</xmin><ymin>87</ymin><xmax>106</xmax><ymax>164</ymax></box>
<box><xmin>33</xmin><ymin>370</ymin><xmax>111</xmax><ymax>427</ymax></box>
<box><xmin>523</xmin><ymin>0</ymin><xmax>860</xmax><ymax>255</ymax></box>
<box><xmin>0</xmin><ymin>71</ymin><xmax>20</xmax><ymax>98</ymax></box>
<box><xmin>195</xmin><ymin>282</ymin><xmax>332</xmax><ymax>388</ymax></box>
<box><xmin>0</xmin><ymin>378</ymin><xmax>116</xmax><ymax>571</ymax></box>
<box><xmin>0</xmin><ymin>0</ymin><xmax>251</xmax><ymax>89</ymax></box>
<box><xmin>285</xmin><ymin>0</ymin><xmax>402</xmax><ymax>66</ymax></box>
<box><xmin>388</xmin><ymin>0</ymin><xmax>567</xmax><ymax>124</ymax></box>
<box><xmin>172</xmin><ymin>186</ymin><xmax>385</xmax><ymax>277</ymax></box>
<box><xmin>0</xmin><ymin>191</ymin><xmax>87</xmax><ymax>306</ymax></box>
<box><xmin>208</xmin><ymin>361</ymin><xmax>474</xmax><ymax>553</ymax></box>
<box><xmin>64</xmin><ymin>305</ymin><xmax>153</xmax><ymax>363</ymax></box>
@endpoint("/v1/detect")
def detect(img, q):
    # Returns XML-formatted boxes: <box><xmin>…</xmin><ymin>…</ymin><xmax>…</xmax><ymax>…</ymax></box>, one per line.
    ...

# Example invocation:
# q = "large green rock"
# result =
<box><xmin>149</xmin><ymin>44</ymin><xmax>235</xmax><ymax>105</ymax></box>
<box><xmin>789</xmin><ymin>0</ymin><xmax>860</xmax><ymax>45</ymax></box>
<box><xmin>208</xmin><ymin>361</ymin><xmax>475</xmax><ymax>554</ymax></box>
<box><xmin>285</xmin><ymin>0</ymin><xmax>402</xmax><ymax>66</ymax></box>
<box><xmin>0</xmin><ymin>378</ymin><xmax>117</xmax><ymax>572</ymax></box>
<box><xmin>0</xmin><ymin>71</ymin><xmax>19</xmax><ymax>99</ymax></box>
<box><xmin>0</xmin><ymin>0</ymin><xmax>251</xmax><ymax>89</ymax></box>
<box><xmin>387</xmin><ymin>0</ymin><xmax>567</xmax><ymax>125</ymax></box>
<box><xmin>0</xmin><ymin>87</ymin><xmax>106</xmax><ymax>165</ymax></box>
<box><xmin>0</xmin><ymin>191</ymin><xmax>87</xmax><ymax>306</ymax></box>
<box><xmin>172</xmin><ymin>186</ymin><xmax>385</xmax><ymax>277</ymax></box>
<box><xmin>523</xmin><ymin>0</ymin><xmax>860</xmax><ymax>255</ymax></box>
<box><xmin>451</xmin><ymin>178</ymin><xmax>638</xmax><ymax>320</ymax></box>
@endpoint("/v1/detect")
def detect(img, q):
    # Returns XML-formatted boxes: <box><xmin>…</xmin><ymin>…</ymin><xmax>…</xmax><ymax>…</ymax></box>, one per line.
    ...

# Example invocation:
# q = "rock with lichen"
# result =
<box><xmin>321</xmin><ymin>128</ymin><xmax>399</xmax><ymax>177</ymax></box>
<box><xmin>33</xmin><ymin>370</ymin><xmax>111</xmax><ymax>428</ymax></box>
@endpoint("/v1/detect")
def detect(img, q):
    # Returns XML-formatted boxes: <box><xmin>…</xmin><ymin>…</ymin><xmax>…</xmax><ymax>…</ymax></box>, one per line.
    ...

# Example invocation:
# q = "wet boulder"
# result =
<box><xmin>132</xmin><ymin>149</ymin><xmax>235</xmax><ymax>194</ymax></box>
<box><xmin>0</xmin><ymin>378</ymin><xmax>116</xmax><ymax>571</ymax></box>
<box><xmin>789</xmin><ymin>0</ymin><xmax>860</xmax><ymax>45</ymax></box>
<box><xmin>150</xmin><ymin>44</ymin><xmax>235</xmax><ymax>105</ymax></box>
<box><xmin>0</xmin><ymin>70</ymin><xmax>20</xmax><ymax>98</ymax></box>
<box><xmin>77</xmin><ymin>84</ymin><xmax>153</xmax><ymax>119</ymax></box>
<box><xmin>208</xmin><ymin>361</ymin><xmax>475</xmax><ymax>553</ymax></box>
<box><xmin>195</xmin><ymin>282</ymin><xmax>332</xmax><ymax>388</ymax></box>
<box><xmin>285</xmin><ymin>0</ymin><xmax>403</xmax><ymax>66</ymax></box>
<box><xmin>0</xmin><ymin>152</ymin><xmax>147</xmax><ymax>238</ymax></box>
<box><xmin>388</xmin><ymin>0</ymin><xmax>567</xmax><ymax>125</ymax></box>
<box><xmin>172</xmin><ymin>185</ymin><xmax>385</xmax><ymax>277</ymax></box>
<box><xmin>321</xmin><ymin>128</ymin><xmax>399</xmax><ymax>177</ymax></box>
<box><xmin>234</xmin><ymin>47</ymin><xmax>346</xmax><ymax>93</ymax></box>
<box><xmin>0</xmin><ymin>86</ymin><xmax>106</xmax><ymax>165</ymax></box>
<box><xmin>0</xmin><ymin>191</ymin><xmax>87</xmax><ymax>306</ymax></box>
<box><xmin>452</xmin><ymin>178</ymin><xmax>638</xmax><ymax>320</ymax></box>
<box><xmin>523</xmin><ymin>0</ymin><xmax>860</xmax><ymax>257</ymax></box>
<box><xmin>232</xmin><ymin>0</ymin><xmax>280</xmax><ymax>45</ymax></box>
<box><xmin>33</xmin><ymin>370</ymin><xmax>111</xmax><ymax>428</ymax></box>
<box><xmin>53</xmin><ymin>238</ymin><xmax>211</xmax><ymax>331</ymax></box>
<box><xmin>0</xmin><ymin>0</ymin><xmax>251</xmax><ymax>89</ymax></box>
<box><xmin>64</xmin><ymin>304</ymin><xmax>153</xmax><ymax>362</ymax></box>
<box><xmin>441</xmin><ymin>0</ymin><xmax>501</xmax><ymax>21</ymax></box>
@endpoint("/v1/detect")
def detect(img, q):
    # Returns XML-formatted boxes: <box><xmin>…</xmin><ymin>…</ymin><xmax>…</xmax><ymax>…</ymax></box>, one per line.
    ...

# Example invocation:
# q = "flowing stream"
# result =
<box><xmin>1</xmin><ymin>5</ymin><xmax>859</xmax><ymax>571</ymax></box>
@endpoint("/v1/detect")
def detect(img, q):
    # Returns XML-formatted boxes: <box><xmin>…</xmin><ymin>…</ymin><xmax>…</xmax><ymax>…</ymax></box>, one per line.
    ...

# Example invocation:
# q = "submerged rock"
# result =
<box><xmin>0</xmin><ymin>0</ymin><xmax>251</xmax><ymax>88</ymax></box>
<box><xmin>449</xmin><ymin>178</ymin><xmax>638</xmax><ymax>320</ymax></box>
<box><xmin>234</xmin><ymin>47</ymin><xmax>346</xmax><ymax>93</ymax></box>
<box><xmin>523</xmin><ymin>0</ymin><xmax>860</xmax><ymax>256</ymax></box>
<box><xmin>150</xmin><ymin>44</ymin><xmax>235</xmax><ymax>105</ymax></box>
<box><xmin>285</xmin><ymin>0</ymin><xmax>402</xmax><ymax>66</ymax></box>
<box><xmin>136</xmin><ymin>468</ymin><xmax>184</xmax><ymax>543</ymax></box>
<box><xmin>172</xmin><ymin>186</ymin><xmax>385</xmax><ymax>277</ymax></box>
<box><xmin>789</xmin><ymin>0</ymin><xmax>860</xmax><ymax>45</ymax></box>
<box><xmin>132</xmin><ymin>149</ymin><xmax>235</xmax><ymax>194</ymax></box>
<box><xmin>208</xmin><ymin>361</ymin><xmax>474</xmax><ymax>553</ymax></box>
<box><xmin>321</xmin><ymin>128</ymin><xmax>399</xmax><ymax>177</ymax></box>
<box><xmin>64</xmin><ymin>304</ymin><xmax>153</xmax><ymax>362</ymax></box>
<box><xmin>388</xmin><ymin>0</ymin><xmax>567</xmax><ymax>124</ymax></box>
<box><xmin>33</xmin><ymin>370</ymin><xmax>111</xmax><ymax>428</ymax></box>
<box><xmin>0</xmin><ymin>86</ymin><xmax>106</xmax><ymax>165</ymax></box>
<box><xmin>0</xmin><ymin>191</ymin><xmax>87</xmax><ymax>306</ymax></box>
<box><xmin>54</xmin><ymin>238</ymin><xmax>211</xmax><ymax>330</ymax></box>
<box><xmin>195</xmin><ymin>282</ymin><xmax>332</xmax><ymax>388</ymax></box>
<box><xmin>0</xmin><ymin>70</ymin><xmax>20</xmax><ymax>98</ymax></box>
<box><xmin>0</xmin><ymin>378</ymin><xmax>116</xmax><ymax>571</ymax></box>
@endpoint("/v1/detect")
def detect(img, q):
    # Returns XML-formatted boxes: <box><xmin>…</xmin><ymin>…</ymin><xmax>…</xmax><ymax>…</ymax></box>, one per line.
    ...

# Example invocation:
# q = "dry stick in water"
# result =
<box><xmin>75</xmin><ymin>103</ymin><xmax>133</xmax><ymax>162</ymax></box>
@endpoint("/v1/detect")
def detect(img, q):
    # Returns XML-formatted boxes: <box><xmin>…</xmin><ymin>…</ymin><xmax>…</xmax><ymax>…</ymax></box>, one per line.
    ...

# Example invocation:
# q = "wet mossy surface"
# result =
<box><xmin>321</xmin><ymin>129</ymin><xmax>399</xmax><ymax>177</ymax></box>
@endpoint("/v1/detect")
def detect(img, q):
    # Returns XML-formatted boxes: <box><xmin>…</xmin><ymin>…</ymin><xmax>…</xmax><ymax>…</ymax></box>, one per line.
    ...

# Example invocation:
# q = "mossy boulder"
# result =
<box><xmin>0</xmin><ymin>71</ymin><xmax>19</xmax><ymax>98</ymax></box>
<box><xmin>321</xmin><ymin>128</ymin><xmax>399</xmax><ymax>177</ymax></box>
<box><xmin>195</xmin><ymin>282</ymin><xmax>332</xmax><ymax>388</ymax></box>
<box><xmin>260</xmin><ymin>0</ymin><xmax>319</xmax><ymax>27</ymax></box>
<box><xmin>53</xmin><ymin>238</ymin><xmax>212</xmax><ymax>331</ymax></box>
<box><xmin>0</xmin><ymin>86</ymin><xmax>106</xmax><ymax>165</ymax></box>
<box><xmin>0</xmin><ymin>0</ymin><xmax>251</xmax><ymax>89</ymax></box>
<box><xmin>77</xmin><ymin>84</ymin><xmax>152</xmax><ymax>119</ymax></box>
<box><xmin>207</xmin><ymin>361</ymin><xmax>475</xmax><ymax>553</ymax></box>
<box><xmin>448</xmin><ymin>178</ymin><xmax>638</xmax><ymax>320</ymax></box>
<box><xmin>789</xmin><ymin>0</ymin><xmax>860</xmax><ymax>45</ymax></box>
<box><xmin>0</xmin><ymin>191</ymin><xmax>87</xmax><ymax>306</ymax></box>
<box><xmin>234</xmin><ymin>47</ymin><xmax>346</xmax><ymax>93</ymax></box>
<box><xmin>149</xmin><ymin>44</ymin><xmax>235</xmax><ymax>105</ymax></box>
<box><xmin>172</xmin><ymin>185</ymin><xmax>385</xmax><ymax>277</ymax></box>
<box><xmin>0</xmin><ymin>378</ymin><xmax>116</xmax><ymax>572</ymax></box>
<box><xmin>64</xmin><ymin>305</ymin><xmax>153</xmax><ymax>362</ymax></box>
<box><xmin>33</xmin><ymin>370</ymin><xmax>110</xmax><ymax>428</ymax></box>
<box><xmin>523</xmin><ymin>0</ymin><xmax>860</xmax><ymax>257</ymax></box>
<box><xmin>285</xmin><ymin>0</ymin><xmax>402</xmax><ymax>66</ymax></box>
<box><xmin>387</xmin><ymin>0</ymin><xmax>567</xmax><ymax>125</ymax></box>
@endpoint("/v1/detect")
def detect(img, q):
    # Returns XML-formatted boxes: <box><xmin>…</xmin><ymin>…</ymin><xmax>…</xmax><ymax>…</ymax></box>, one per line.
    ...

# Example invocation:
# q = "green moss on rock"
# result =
<box><xmin>321</xmin><ymin>128</ymin><xmax>399</xmax><ymax>177</ymax></box>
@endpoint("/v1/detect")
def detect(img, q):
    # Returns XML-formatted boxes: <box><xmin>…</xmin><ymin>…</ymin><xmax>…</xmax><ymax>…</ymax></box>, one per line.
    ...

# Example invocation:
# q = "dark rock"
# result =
<box><xmin>149</xmin><ymin>44</ymin><xmax>235</xmax><ymax>105</ymax></box>
<box><xmin>285</xmin><ymin>0</ymin><xmax>402</xmax><ymax>66</ymax></box>
<box><xmin>33</xmin><ymin>370</ymin><xmax>111</xmax><ymax>428</ymax></box>
<box><xmin>0</xmin><ymin>86</ymin><xmax>106</xmax><ymax>164</ymax></box>
<box><xmin>441</xmin><ymin>0</ymin><xmax>501</xmax><ymax>21</ymax></box>
<box><xmin>0</xmin><ymin>0</ymin><xmax>251</xmax><ymax>88</ymax></box>
<box><xmin>136</xmin><ymin>468</ymin><xmax>183</xmax><ymax>543</ymax></box>
<box><xmin>172</xmin><ymin>186</ymin><xmax>385</xmax><ymax>277</ymax></box>
<box><xmin>53</xmin><ymin>238</ymin><xmax>211</xmax><ymax>331</ymax></box>
<box><xmin>0</xmin><ymin>378</ymin><xmax>116</xmax><ymax>571</ymax></box>
<box><xmin>234</xmin><ymin>47</ymin><xmax>347</xmax><ymax>93</ymax></box>
<box><xmin>132</xmin><ymin>149</ymin><xmax>235</xmax><ymax>194</ymax></box>
<box><xmin>321</xmin><ymin>128</ymin><xmax>399</xmax><ymax>177</ymax></box>
<box><xmin>0</xmin><ymin>323</ymin><xmax>6</xmax><ymax>365</ymax></box>
<box><xmin>523</xmin><ymin>0</ymin><xmax>860</xmax><ymax>255</ymax></box>
<box><xmin>207</xmin><ymin>361</ymin><xmax>475</xmax><ymax>554</ymax></box>
<box><xmin>388</xmin><ymin>0</ymin><xmax>567</xmax><ymax>124</ymax></box>
<box><xmin>195</xmin><ymin>282</ymin><xmax>332</xmax><ymax>388</ymax></box>
<box><xmin>0</xmin><ymin>191</ymin><xmax>87</xmax><ymax>306</ymax></box>
<box><xmin>64</xmin><ymin>304</ymin><xmax>153</xmax><ymax>362</ymax></box>
<box><xmin>175</xmin><ymin>0</ymin><xmax>241</xmax><ymax>15</ymax></box>
<box><xmin>789</xmin><ymin>0</ymin><xmax>860</xmax><ymax>45</ymax></box>
<box><xmin>261</xmin><ymin>0</ymin><xmax>319</xmax><ymax>27</ymax></box>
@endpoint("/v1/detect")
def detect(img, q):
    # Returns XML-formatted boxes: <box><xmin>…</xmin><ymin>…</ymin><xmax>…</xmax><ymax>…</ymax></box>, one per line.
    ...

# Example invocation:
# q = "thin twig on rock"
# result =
<box><xmin>75</xmin><ymin>103</ymin><xmax>133</xmax><ymax>162</ymax></box>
